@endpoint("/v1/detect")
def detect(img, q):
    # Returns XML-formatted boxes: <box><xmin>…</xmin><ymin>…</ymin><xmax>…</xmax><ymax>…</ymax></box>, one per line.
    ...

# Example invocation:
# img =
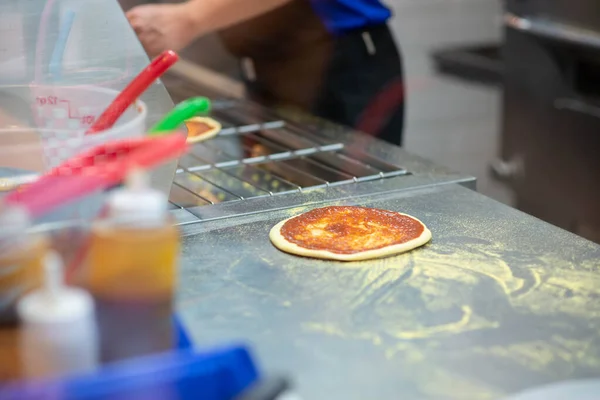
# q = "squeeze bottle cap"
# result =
<box><xmin>107</xmin><ymin>168</ymin><xmax>168</xmax><ymax>227</ymax></box>
<box><xmin>17</xmin><ymin>251</ymin><xmax>95</xmax><ymax>324</ymax></box>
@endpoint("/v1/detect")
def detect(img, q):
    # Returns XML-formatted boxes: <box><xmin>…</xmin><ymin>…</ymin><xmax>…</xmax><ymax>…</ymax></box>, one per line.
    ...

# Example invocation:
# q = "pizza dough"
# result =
<box><xmin>269</xmin><ymin>206</ymin><xmax>432</xmax><ymax>261</ymax></box>
<box><xmin>184</xmin><ymin>116</ymin><xmax>221</xmax><ymax>144</ymax></box>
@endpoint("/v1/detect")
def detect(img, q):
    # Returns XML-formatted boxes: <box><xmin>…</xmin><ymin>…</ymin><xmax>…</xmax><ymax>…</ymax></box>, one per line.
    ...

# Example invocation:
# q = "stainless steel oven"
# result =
<box><xmin>495</xmin><ymin>1</ymin><xmax>600</xmax><ymax>243</ymax></box>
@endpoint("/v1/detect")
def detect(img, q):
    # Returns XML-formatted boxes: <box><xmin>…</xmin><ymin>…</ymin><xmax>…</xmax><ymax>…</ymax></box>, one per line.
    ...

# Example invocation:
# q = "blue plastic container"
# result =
<box><xmin>0</xmin><ymin>315</ymin><xmax>259</xmax><ymax>400</ymax></box>
<box><xmin>0</xmin><ymin>344</ymin><xmax>259</xmax><ymax>400</ymax></box>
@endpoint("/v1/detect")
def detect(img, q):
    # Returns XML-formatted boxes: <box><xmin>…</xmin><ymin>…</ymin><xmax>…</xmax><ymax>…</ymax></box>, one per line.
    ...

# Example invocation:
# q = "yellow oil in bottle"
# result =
<box><xmin>0</xmin><ymin>235</ymin><xmax>47</xmax><ymax>382</ymax></box>
<box><xmin>0</xmin><ymin>204</ymin><xmax>48</xmax><ymax>381</ymax></box>
<box><xmin>87</xmin><ymin>224</ymin><xmax>177</xmax><ymax>301</ymax></box>
<box><xmin>0</xmin><ymin>234</ymin><xmax>47</xmax><ymax>323</ymax></box>
<box><xmin>85</xmin><ymin>171</ymin><xmax>179</xmax><ymax>364</ymax></box>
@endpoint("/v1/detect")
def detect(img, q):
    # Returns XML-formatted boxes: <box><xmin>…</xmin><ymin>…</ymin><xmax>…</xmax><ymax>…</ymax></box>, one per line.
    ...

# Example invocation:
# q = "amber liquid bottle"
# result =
<box><xmin>86</xmin><ymin>171</ymin><xmax>179</xmax><ymax>364</ymax></box>
<box><xmin>0</xmin><ymin>206</ymin><xmax>47</xmax><ymax>381</ymax></box>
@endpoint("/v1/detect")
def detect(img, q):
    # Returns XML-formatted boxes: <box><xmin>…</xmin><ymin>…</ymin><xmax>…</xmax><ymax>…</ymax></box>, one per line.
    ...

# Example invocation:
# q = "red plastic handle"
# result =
<box><xmin>4</xmin><ymin>133</ymin><xmax>188</xmax><ymax>219</ymax></box>
<box><xmin>86</xmin><ymin>50</ymin><xmax>179</xmax><ymax>135</ymax></box>
<box><xmin>94</xmin><ymin>134</ymin><xmax>188</xmax><ymax>183</ymax></box>
<box><xmin>48</xmin><ymin>133</ymin><xmax>187</xmax><ymax>180</ymax></box>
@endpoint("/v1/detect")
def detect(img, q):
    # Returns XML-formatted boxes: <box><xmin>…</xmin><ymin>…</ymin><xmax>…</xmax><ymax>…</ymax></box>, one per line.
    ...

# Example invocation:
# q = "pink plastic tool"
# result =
<box><xmin>3</xmin><ymin>133</ymin><xmax>188</xmax><ymax>219</ymax></box>
<box><xmin>86</xmin><ymin>50</ymin><xmax>179</xmax><ymax>135</ymax></box>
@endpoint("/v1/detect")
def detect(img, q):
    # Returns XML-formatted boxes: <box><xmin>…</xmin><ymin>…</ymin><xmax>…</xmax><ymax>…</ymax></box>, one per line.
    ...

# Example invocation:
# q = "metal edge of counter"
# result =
<box><xmin>170</xmin><ymin>140</ymin><xmax>478</xmax><ymax>229</ymax></box>
<box><xmin>175</xmin><ymin>173</ymin><xmax>475</xmax><ymax>235</ymax></box>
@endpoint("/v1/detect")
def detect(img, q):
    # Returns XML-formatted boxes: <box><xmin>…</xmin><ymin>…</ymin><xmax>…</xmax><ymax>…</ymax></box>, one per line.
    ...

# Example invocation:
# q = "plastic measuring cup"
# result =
<box><xmin>0</xmin><ymin>85</ymin><xmax>147</xmax><ymax>169</ymax></box>
<box><xmin>0</xmin><ymin>84</ymin><xmax>147</xmax><ymax>224</ymax></box>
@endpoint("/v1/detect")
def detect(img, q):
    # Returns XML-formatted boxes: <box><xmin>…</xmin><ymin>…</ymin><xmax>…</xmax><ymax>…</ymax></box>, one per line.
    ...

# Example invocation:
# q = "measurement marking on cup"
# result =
<box><xmin>36</xmin><ymin>96</ymin><xmax>58</xmax><ymax>105</ymax></box>
<box><xmin>36</xmin><ymin>96</ymin><xmax>96</xmax><ymax>126</ymax></box>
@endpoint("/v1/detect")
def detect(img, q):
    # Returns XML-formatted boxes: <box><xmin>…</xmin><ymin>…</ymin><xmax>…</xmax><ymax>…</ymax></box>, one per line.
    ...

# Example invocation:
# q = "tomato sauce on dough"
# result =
<box><xmin>280</xmin><ymin>206</ymin><xmax>425</xmax><ymax>254</ymax></box>
<box><xmin>186</xmin><ymin>121</ymin><xmax>213</xmax><ymax>137</ymax></box>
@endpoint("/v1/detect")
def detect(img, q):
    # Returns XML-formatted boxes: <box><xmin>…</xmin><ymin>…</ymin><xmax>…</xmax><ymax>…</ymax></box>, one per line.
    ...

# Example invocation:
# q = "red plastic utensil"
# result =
<box><xmin>86</xmin><ymin>50</ymin><xmax>179</xmax><ymax>135</ymax></box>
<box><xmin>3</xmin><ymin>133</ymin><xmax>188</xmax><ymax>219</ymax></box>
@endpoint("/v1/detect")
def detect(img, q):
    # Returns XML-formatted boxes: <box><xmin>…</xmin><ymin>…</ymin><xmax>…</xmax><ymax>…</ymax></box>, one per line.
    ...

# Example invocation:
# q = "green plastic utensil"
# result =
<box><xmin>149</xmin><ymin>97</ymin><xmax>211</xmax><ymax>135</ymax></box>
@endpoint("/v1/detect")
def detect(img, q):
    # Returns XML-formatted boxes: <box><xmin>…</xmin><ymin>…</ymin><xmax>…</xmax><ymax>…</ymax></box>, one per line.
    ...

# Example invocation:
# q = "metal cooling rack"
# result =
<box><xmin>168</xmin><ymin>100</ymin><xmax>410</xmax><ymax>211</ymax></box>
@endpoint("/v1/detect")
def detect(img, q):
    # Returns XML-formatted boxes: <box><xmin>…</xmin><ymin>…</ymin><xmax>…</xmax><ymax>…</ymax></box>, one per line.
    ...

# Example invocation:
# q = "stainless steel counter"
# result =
<box><xmin>177</xmin><ymin>183</ymin><xmax>600</xmax><ymax>400</ymax></box>
<box><xmin>0</xmin><ymin>0</ymin><xmax>176</xmax><ymax>195</ymax></box>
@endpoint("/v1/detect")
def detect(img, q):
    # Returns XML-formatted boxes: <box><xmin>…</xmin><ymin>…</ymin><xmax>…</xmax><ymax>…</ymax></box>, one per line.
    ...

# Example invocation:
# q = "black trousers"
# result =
<box><xmin>309</xmin><ymin>24</ymin><xmax>405</xmax><ymax>146</ymax></box>
<box><xmin>220</xmin><ymin>1</ymin><xmax>405</xmax><ymax>146</ymax></box>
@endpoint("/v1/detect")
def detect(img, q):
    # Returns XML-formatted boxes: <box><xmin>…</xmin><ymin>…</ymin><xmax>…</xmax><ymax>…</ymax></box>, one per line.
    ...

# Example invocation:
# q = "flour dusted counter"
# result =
<box><xmin>174</xmin><ymin>181</ymin><xmax>600</xmax><ymax>399</ymax></box>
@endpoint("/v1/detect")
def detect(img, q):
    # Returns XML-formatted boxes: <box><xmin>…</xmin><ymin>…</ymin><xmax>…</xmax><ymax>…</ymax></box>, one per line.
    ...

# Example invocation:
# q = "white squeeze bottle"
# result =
<box><xmin>17</xmin><ymin>251</ymin><xmax>98</xmax><ymax>379</ymax></box>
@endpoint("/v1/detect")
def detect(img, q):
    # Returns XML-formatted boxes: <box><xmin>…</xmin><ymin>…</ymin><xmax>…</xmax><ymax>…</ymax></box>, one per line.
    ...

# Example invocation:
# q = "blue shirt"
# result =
<box><xmin>309</xmin><ymin>0</ymin><xmax>392</xmax><ymax>34</ymax></box>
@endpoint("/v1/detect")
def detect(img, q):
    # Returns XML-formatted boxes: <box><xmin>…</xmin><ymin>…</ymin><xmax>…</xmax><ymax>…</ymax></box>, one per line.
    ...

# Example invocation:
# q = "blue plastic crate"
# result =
<box><xmin>0</xmin><ymin>344</ymin><xmax>260</xmax><ymax>400</ymax></box>
<box><xmin>0</xmin><ymin>315</ymin><xmax>259</xmax><ymax>400</ymax></box>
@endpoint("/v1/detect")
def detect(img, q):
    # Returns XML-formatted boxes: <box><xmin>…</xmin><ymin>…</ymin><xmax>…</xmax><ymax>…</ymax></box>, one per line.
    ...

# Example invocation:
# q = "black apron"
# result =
<box><xmin>219</xmin><ymin>0</ymin><xmax>405</xmax><ymax>146</ymax></box>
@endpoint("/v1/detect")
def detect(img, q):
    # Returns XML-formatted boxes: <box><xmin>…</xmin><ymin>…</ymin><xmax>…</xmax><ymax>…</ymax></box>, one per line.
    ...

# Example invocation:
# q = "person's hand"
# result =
<box><xmin>126</xmin><ymin>3</ymin><xmax>198</xmax><ymax>57</ymax></box>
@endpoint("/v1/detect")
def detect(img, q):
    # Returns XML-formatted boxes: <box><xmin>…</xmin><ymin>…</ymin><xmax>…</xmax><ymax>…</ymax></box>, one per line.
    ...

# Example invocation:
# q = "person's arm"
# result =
<box><xmin>186</xmin><ymin>0</ymin><xmax>294</xmax><ymax>37</ymax></box>
<box><xmin>126</xmin><ymin>0</ymin><xmax>294</xmax><ymax>56</ymax></box>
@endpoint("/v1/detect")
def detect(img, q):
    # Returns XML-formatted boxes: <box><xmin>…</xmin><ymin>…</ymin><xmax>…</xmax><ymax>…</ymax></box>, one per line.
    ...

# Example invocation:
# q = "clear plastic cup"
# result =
<box><xmin>0</xmin><ymin>85</ymin><xmax>146</xmax><ymax>135</ymax></box>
